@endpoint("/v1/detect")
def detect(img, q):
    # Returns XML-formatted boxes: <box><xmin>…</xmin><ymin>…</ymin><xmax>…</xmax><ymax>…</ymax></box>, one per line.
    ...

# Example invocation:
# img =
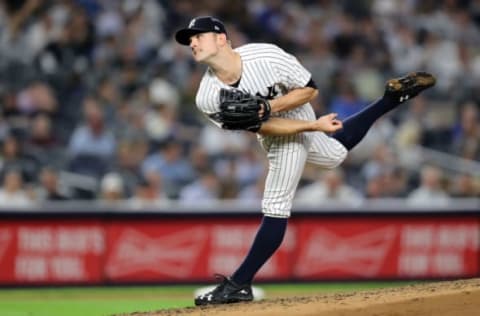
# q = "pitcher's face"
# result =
<box><xmin>189</xmin><ymin>32</ymin><xmax>222</xmax><ymax>62</ymax></box>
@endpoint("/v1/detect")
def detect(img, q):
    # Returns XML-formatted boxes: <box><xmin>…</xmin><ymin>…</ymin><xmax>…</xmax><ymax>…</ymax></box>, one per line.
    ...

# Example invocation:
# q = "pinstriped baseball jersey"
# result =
<box><xmin>196</xmin><ymin>43</ymin><xmax>347</xmax><ymax>217</ymax></box>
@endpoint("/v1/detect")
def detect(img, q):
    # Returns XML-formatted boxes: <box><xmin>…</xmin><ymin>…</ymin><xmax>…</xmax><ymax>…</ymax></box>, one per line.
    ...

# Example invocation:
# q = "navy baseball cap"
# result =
<box><xmin>175</xmin><ymin>16</ymin><xmax>227</xmax><ymax>45</ymax></box>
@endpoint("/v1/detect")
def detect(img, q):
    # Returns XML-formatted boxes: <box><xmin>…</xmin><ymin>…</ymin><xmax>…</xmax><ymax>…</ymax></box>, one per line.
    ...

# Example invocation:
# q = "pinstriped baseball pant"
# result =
<box><xmin>260</xmin><ymin>132</ymin><xmax>347</xmax><ymax>218</ymax></box>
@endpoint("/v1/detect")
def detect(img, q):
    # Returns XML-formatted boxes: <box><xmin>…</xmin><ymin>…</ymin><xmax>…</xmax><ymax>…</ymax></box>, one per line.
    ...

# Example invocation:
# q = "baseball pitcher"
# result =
<box><xmin>175</xmin><ymin>16</ymin><xmax>435</xmax><ymax>306</ymax></box>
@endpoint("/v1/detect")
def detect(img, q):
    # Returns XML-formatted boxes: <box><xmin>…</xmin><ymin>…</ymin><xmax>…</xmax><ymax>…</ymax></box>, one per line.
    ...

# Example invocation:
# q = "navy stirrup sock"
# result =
<box><xmin>332</xmin><ymin>97</ymin><xmax>396</xmax><ymax>150</ymax></box>
<box><xmin>231</xmin><ymin>216</ymin><xmax>288</xmax><ymax>285</ymax></box>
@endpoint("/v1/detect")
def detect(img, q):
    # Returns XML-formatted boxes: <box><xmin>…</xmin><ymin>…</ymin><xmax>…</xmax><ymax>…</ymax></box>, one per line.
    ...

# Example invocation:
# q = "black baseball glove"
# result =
<box><xmin>217</xmin><ymin>88</ymin><xmax>271</xmax><ymax>132</ymax></box>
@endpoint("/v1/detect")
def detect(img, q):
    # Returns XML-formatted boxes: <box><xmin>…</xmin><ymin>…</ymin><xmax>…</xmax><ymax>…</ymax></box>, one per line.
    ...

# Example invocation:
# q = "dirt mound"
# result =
<box><xmin>121</xmin><ymin>278</ymin><xmax>480</xmax><ymax>316</ymax></box>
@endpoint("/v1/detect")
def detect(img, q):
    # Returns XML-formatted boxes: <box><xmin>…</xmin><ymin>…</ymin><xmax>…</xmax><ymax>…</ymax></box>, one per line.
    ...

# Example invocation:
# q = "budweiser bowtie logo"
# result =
<box><xmin>295</xmin><ymin>226</ymin><xmax>397</xmax><ymax>277</ymax></box>
<box><xmin>106</xmin><ymin>228</ymin><xmax>207</xmax><ymax>278</ymax></box>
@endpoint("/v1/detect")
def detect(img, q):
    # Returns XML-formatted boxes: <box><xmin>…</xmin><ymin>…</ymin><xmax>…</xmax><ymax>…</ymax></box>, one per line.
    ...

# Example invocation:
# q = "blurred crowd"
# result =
<box><xmin>0</xmin><ymin>0</ymin><xmax>478</xmax><ymax>207</ymax></box>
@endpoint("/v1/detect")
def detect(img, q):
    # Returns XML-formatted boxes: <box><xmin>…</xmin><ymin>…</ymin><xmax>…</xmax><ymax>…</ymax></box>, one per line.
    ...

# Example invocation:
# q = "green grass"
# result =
<box><xmin>0</xmin><ymin>282</ymin><xmax>414</xmax><ymax>316</ymax></box>
<box><xmin>0</xmin><ymin>299</ymin><xmax>188</xmax><ymax>316</ymax></box>
<box><xmin>0</xmin><ymin>286</ymin><xmax>194</xmax><ymax>316</ymax></box>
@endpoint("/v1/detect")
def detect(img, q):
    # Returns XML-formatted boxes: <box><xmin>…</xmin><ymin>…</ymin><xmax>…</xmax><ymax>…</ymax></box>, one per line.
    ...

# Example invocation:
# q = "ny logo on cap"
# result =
<box><xmin>188</xmin><ymin>18</ymin><xmax>196</xmax><ymax>28</ymax></box>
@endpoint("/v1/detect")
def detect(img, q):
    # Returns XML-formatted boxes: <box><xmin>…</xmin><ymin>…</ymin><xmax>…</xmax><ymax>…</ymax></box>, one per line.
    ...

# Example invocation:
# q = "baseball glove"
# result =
<box><xmin>217</xmin><ymin>88</ymin><xmax>271</xmax><ymax>132</ymax></box>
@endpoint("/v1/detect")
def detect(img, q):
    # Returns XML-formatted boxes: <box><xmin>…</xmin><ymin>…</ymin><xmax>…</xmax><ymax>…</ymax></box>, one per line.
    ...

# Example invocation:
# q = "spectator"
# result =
<box><xmin>16</xmin><ymin>81</ymin><xmax>58</xmax><ymax>116</ymax></box>
<box><xmin>144</xmin><ymin>78</ymin><xmax>180</xmax><ymax>142</ymax></box>
<box><xmin>68</xmin><ymin>97</ymin><xmax>116</xmax><ymax>159</ymax></box>
<box><xmin>179</xmin><ymin>170</ymin><xmax>220</xmax><ymax>204</ymax></box>
<box><xmin>449</xmin><ymin>173</ymin><xmax>479</xmax><ymax>198</ymax></box>
<box><xmin>361</xmin><ymin>143</ymin><xmax>395</xmax><ymax>184</ymax></box>
<box><xmin>27</xmin><ymin>114</ymin><xmax>59</xmax><ymax>149</ymax></box>
<box><xmin>108</xmin><ymin>140</ymin><xmax>147</xmax><ymax>198</ymax></box>
<box><xmin>141</xmin><ymin>138</ymin><xmax>195</xmax><ymax>198</ymax></box>
<box><xmin>295</xmin><ymin>169</ymin><xmax>363</xmax><ymax>205</ymax></box>
<box><xmin>128</xmin><ymin>171</ymin><xmax>169</xmax><ymax>207</ymax></box>
<box><xmin>365</xmin><ymin>174</ymin><xmax>387</xmax><ymax>199</ymax></box>
<box><xmin>95</xmin><ymin>77</ymin><xmax>121</xmax><ymax>126</ymax></box>
<box><xmin>0</xmin><ymin>169</ymin><xmax>32</xmax><ymax>207</ymax></box>
<box><xmin>100</xmin><ymin>172</ymin><xmax>125</xmax><ymax>203</ymax></box>
<box><xmin>386</xmin><ymin>23</ymin><xmax>424</xmax><ymax>75</ymax></box>
<box><xmin>0</xmin><ymin>135</ymin><xmax>38</xmax><ymax>182</ymax></box>
<box><xmin>67</xmin><ymin>97</ymin><xmax>115</xmax><ymax>178</ymax></box>
<box><xmin>407</xmin><ymin>165</ymin><xmax>451</xmax><ymax>206</ymax></box>
<box><xmin>0</xmin><ymin>115</ymin><xmax>10</xmax><ymax>142</ymax></box>
<box><xmin>384</xmin><ymin>167</ymin><xmax>409</xmax><ymax>198</ymax></box>
<box><xmin>198</xmin><ymin>124</ymin><xmax>251</xmax><ymax>157</ymax></box>
<box><xmin>237</xmin><ymin>172</ymin><xmax>266</xmax><ymax>203</ymax></box>
<box><xmin>189</xmin><ymin>144</ymin><xmax>212</xmax><ymax>174</ymax></box>
<box><xmin>395</xmin><ymin>96</ymin><xmax>429</xmax><ymax>149</ymax></box>
<box><xmin>34</xmin><ymin>167</ymin><xmax>70</xmax><ymax>201</ymax></box>
<box><xmin>214</xmin><ymin>145</ymin><xmax>266</xmax><ymax>189</ymax></box>
<box><xmin>26</xmin><ymin>114</ymin><xmax>64</xmax><ymax>167</ymax></box>
<box><xmin>451</xmin><ymin>102</ymin><xmax>480</xmax><ymax>160</ymax></box>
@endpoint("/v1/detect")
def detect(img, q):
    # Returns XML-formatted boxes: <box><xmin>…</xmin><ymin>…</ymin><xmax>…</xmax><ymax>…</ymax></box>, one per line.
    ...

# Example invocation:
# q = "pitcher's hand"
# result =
<box><xmin>311</xmin><ymin>113</ymin><xmax>343</xmax><ymax>133</ymax></box>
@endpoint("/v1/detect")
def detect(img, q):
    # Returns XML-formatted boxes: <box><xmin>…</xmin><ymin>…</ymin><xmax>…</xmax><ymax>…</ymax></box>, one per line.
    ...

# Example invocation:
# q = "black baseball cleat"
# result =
<box><xmin>384</xmin><ymin>72</ymin><xmax>436</xmax><ymax>104</ymax></box>
<box><xmin>194</xmin><ymin>274</ymin><xmax>253</xmax><ymax>306</ymax></box>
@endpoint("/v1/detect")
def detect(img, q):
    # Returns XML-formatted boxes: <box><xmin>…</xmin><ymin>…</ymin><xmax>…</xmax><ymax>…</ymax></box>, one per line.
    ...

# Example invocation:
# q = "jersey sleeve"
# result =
<box><xmin>195</xmin><ymin>80</ymin><xmax>223</xmax><ymax>128</ymax></box>
<box><xmin>268</xmin><ymin>45</ymin><xmax>312</xmax><ymax>89</ymax></box>
<box><xmin>195</xmin><ymin>76</ymin><xmax>221</xmax><ymax>113</ymax></box>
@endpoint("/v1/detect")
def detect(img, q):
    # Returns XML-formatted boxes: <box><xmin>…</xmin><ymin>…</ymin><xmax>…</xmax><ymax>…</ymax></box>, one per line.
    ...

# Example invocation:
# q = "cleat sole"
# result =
<box><xmin>386</xmin><ymin>72</ymin><xmax>436</xmax><ymax>92</ymax></box>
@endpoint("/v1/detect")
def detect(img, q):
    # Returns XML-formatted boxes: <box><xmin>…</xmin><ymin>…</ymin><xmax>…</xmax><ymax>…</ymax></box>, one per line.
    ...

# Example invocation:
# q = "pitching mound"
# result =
<box><xmin>124</xmin><ymin>278</ymin><xmax>480</xmax><ymax>316</ymax></box>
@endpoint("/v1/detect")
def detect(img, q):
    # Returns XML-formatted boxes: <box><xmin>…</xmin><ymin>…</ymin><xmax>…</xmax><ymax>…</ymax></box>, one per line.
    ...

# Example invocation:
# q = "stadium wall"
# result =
<box><xmin>0</xmin><ymin>202</ymin><xmax>478</xmax><ymax>286</ymax></box>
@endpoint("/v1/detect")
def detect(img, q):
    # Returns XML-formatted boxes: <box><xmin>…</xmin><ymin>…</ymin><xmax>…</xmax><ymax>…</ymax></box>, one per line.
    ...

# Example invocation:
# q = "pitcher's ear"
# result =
<box><xmin>217</xmin><ymin>33</ymin><xmax>229</xmax><ymax>45</ymax></box>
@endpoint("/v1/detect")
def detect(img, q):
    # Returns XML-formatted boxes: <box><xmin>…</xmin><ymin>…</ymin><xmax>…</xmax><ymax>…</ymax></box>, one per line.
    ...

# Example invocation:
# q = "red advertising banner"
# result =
<box><xmin>293</xmin><ymin>218</ymin><xmax>480</xmax><ymax>279</ymax></box>
<box><xmin>104</xmin><ymin>219</ymin><xmax>293</xmax><ymax>282</ymax></box>
<box><xmin>0</xmin><ymin>215</ymin><xmax>478</xmax><ymax>285</ymax></box>
<box><xmin>0</xmin><ymin>220</ymin><xmax>104</xmax><ymax>284</ymax></box>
